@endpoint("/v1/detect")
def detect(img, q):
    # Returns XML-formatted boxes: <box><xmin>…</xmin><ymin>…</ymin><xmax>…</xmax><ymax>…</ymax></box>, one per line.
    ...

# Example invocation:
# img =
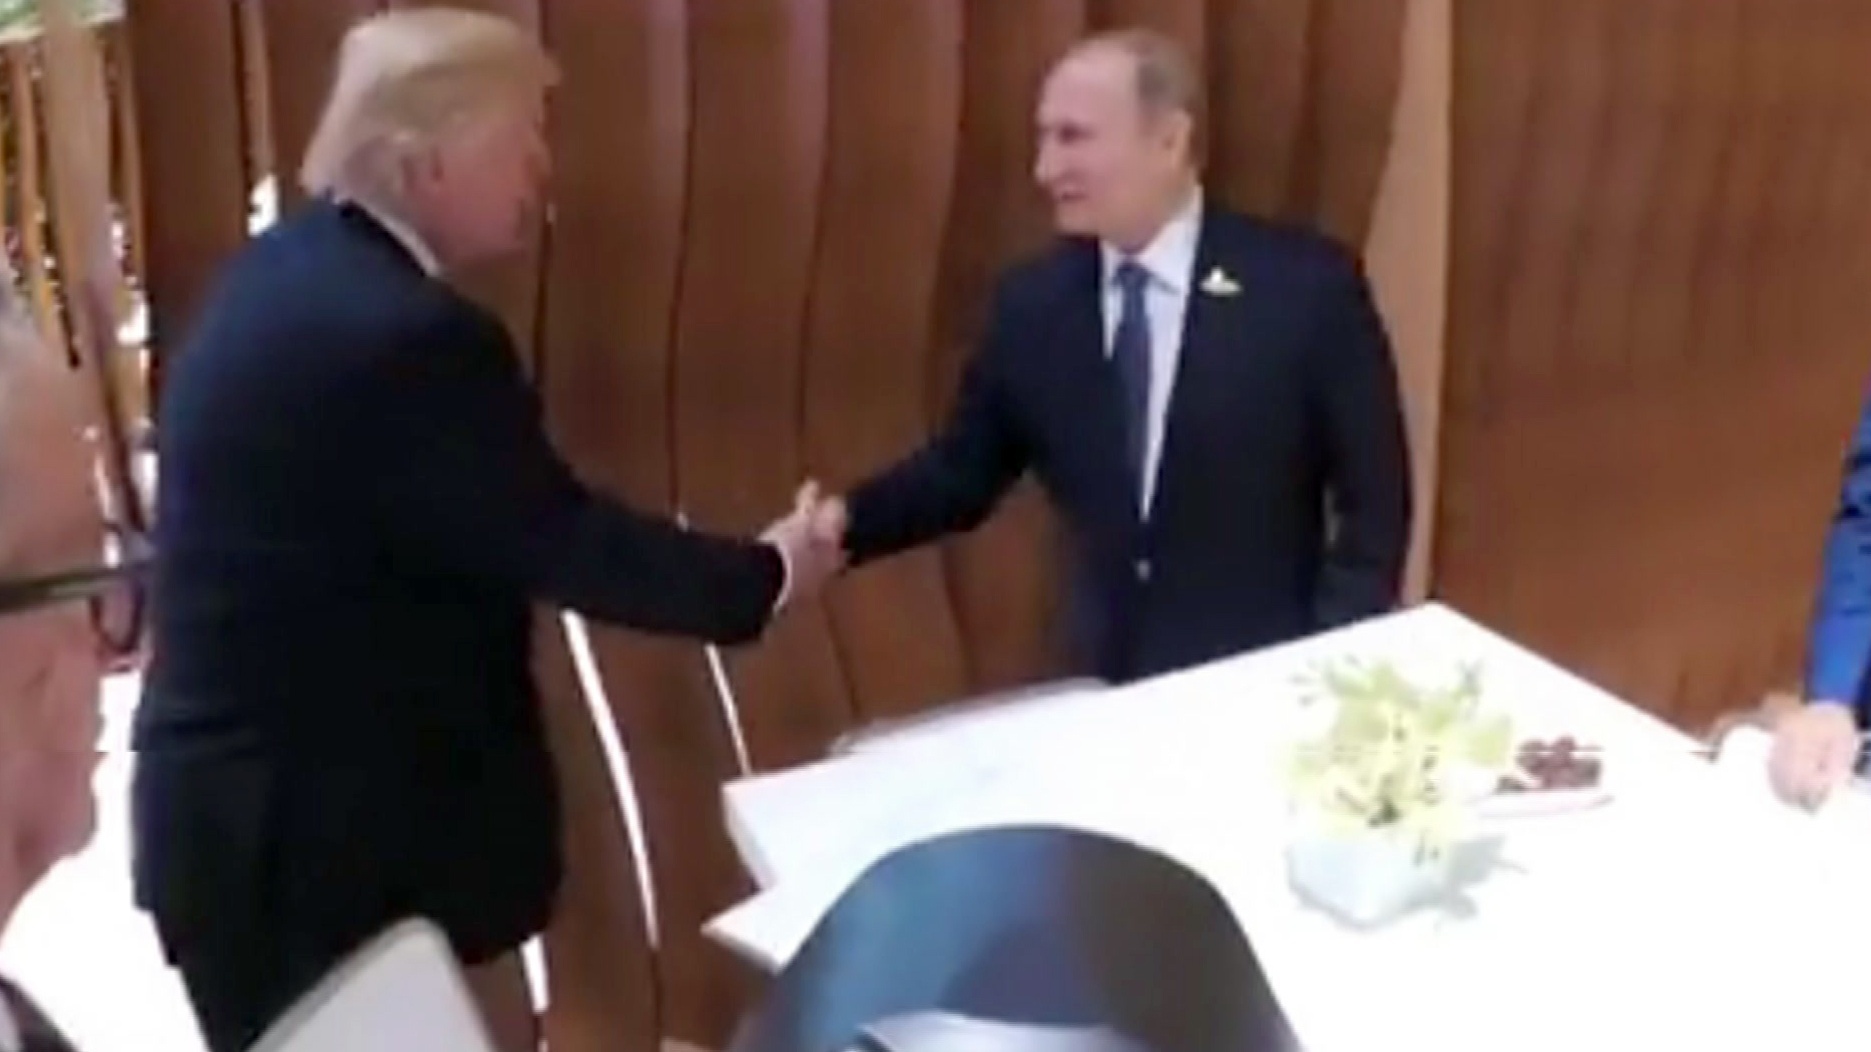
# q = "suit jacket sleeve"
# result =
<box><xmin>1805</xmin><ymin>389</ymin><xmax>1871</xmax><ymax>712</ymax></box>
<box><xmin>366</xmin><ymin>299</ymin><xmax>783</xmax><ymax>644</ymax></box>
<box><xmin>843</xmin><ymin>283</ymin><xmax>1030</xmax><ymax>564</ymax></box>
<box><xmin>1307</xmin><ymin>253</ymin><xmax>1413</xmax><ymax>628</ymax></box>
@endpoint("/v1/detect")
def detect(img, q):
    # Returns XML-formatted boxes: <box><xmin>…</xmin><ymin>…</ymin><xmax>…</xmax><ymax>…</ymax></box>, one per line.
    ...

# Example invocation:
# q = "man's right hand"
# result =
<box><xmin>760</xmin><ymin>482</ymin><xmax>847</xmax><ymax>608</ymax></box>
<box><xmin>1768</xmin><ymin>701</ymin><xmax>1861</xmax><ymax>808</ymax></box>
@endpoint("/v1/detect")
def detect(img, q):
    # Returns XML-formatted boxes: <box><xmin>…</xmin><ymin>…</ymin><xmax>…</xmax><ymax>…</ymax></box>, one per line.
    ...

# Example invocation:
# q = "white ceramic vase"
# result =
<box><xmin>1285</xmin><ymin>822</ymin><xmax>1457</xmax><ymax>928</ymax></box>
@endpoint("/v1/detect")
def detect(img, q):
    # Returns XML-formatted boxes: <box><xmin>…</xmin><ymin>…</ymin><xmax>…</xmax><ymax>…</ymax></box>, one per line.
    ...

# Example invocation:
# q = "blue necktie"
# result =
<box><xmin>1111</xmin><ymin>259</ymin><xmax>1152</xmax><ymax>502</ymax></box>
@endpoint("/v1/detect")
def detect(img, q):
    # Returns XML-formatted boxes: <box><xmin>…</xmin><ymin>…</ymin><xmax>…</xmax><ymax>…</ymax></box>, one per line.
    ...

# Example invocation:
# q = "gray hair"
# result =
<box><xmin>1072</xmin><ymin>29</ymin><xmax>1202</xmax><ymax>119</ymax></box>
<box><xmin>1065</xmin><ymin>29</ymin><xmax>1204</xmax><ymax>158</ymax></box>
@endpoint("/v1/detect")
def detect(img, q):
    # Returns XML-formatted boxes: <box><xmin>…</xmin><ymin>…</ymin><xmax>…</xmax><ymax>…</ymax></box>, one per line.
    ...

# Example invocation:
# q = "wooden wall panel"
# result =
<box><xmin>1437</xmin><ymin>0</ymin><xmax>1871</xmax><ymax>729</ymax></box>
<box><xmin>931</xmin><ymin>0</ymin><xmax>1085</xmax><ymax>694</ymax></box>
<box><xmin>1365</xmin><ymin>0</ymin><xmax>1450</xmax><ymax>602</ymax></box>
<box><xmin>123</xmin><ymin>0</ymin><xmax>248</xmax><ymax>380</ymax></box>
<box><xmin>531</xmin><ymin>615</ymin><xmax>658</xmax><ymax>1052</ymax></box>
<box><xmin>1291</xmin><ymin>0</ymin><xmax>1408</xmax><ymax>244</ymax></box>
<box><xmin>1206</xmin><ymin>0</ymin><xmax>1311</xmax><ymax>218</ymax></box>
<box><xmin>663</xmin><ymin>1</ymin><xmax>845</xmax><ymax>1037</ymax></box>
<box><xmin>250</xmin><ymin>1</ymin><xmax>382</xmax><ymax>215</ymax></box>
<box><xmin>673</xmin><ymin>0</ymin><xmax>851</xmax><ymax>774</ymax></box>
<box><xmin>1092</xmin><ymin>0</ymin><xmax>1204</xmax><ymax>59</ymax></box>
<box><xmin>531</xmin><ymin>2</ymin><xmax>733</xmax><ymax>1049</ymax></box>
<box><xmin>802</xmin><ymin>0</ymin><xmax>971</xmax><ymax>720</ymax></box>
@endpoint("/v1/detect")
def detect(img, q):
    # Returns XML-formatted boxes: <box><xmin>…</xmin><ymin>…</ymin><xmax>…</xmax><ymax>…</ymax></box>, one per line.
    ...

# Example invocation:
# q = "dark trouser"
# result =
<box><xmin>133</xmin><ymin>739</ymin><xmax>555</xmax><ymax>1050</ymax></box>
<box><xmin>166</xmin><ymin>918</ymin><xmax>378</xmax><ymax>1052</ymax></box>
<box><xmin>133</xmin><ymin>750</ymin><xmax>399</xmax><ymax>1052</ymax></box>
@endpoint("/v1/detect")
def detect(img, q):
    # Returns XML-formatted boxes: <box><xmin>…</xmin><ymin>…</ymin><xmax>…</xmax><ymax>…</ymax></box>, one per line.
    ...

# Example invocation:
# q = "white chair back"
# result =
<box><xmin>247</xmin><ymin>919</ymin><xmax>493</xmax><ymax>1052</ymax></box>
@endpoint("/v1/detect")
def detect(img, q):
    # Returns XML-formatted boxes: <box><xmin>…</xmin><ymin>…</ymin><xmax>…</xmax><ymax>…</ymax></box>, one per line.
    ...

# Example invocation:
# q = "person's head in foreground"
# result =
<box><xmin>1034</xmin><ymin>29</ymin><xmax>1202</xmax><ymax>253</ymax></box>
<box><xmin>299</xmin><ymin>7</ymin><xmax>558</xmax><ymax>272</ymax></box>
<box><xmin>0</xmin><ymin>286</ymin><xmax>106</xmax><ymax>934</ymax></box>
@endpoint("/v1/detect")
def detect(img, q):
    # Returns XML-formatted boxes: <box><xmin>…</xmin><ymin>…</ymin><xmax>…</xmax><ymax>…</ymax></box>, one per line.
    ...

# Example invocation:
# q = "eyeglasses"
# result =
<box><xmin>0</xmin><ymin>526</ymin><xmax>151</xmax><ymax>660</ymax></box>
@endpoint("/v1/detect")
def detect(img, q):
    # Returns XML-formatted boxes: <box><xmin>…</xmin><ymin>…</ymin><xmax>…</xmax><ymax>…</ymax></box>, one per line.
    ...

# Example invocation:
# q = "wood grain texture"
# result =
<box><xmin>532</xmin><ymin>1</ymin><xmax>727</xmax><ymax>1047</ymax></box>
<box><xmin>672</xmin><ymin>0</ymin><xmax>853</xmax><ymax>780</ymax></box>
<box><xmin>932</xmin><ymin>0</ymin><xmax>1085</xmax><ymax>694</ymax></box>
<box><xmin>251</xmin><ymin>0</ymin><xmax>382</xmax><ymax>214</ymax></box>
<box><xmin>532</xmin><ymin>614</ymin><xmax>658</xmax><ymax>1052</ymax></box>
<box><xmin>1436</xmin><ymin>0</ymin><xmax>1871</xmax><ymax>729</ymax></box>
<box><xmin>122</xmin><ymin>0</ymin><xmax>249</xmax><ymax>379</ymax></box>
<box><xmin>1091</xmin><ymin>0</ymin><xmax>1204</xmax><ymax>58</ymax></box>
<box><xmin>802</xmin><ymin>0</ymin><xmax>971</xmax><ymax>720</ymax></box>
<box><xmin>1293</xmin><ymin>0</ymin><xmax>1408</xmax><ymax>243</ymax></box>
<box><xmin>1206</xmin><ymin>0</ymin><xmax>1312</xmax><ymax>217</ymax></box>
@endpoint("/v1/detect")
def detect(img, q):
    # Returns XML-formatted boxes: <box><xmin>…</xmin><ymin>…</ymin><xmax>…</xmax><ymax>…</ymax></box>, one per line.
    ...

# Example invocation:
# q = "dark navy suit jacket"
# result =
<box><xmin>845</xmin><ymin>205</ymin><xmax>1411</xmax><ymax>682</ymax></box>
<box><xmin>1807</xmin><ymin>386</ymin><xmax>1871</xmax><ymax>718</ymax></box>
<box><xmin>132</xmin><ymin>199</ymin><xmax>785</xmax><ymax>968</ymax></box>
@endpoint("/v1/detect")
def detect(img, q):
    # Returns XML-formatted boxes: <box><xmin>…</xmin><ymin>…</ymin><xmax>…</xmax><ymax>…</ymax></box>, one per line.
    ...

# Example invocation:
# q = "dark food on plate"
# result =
<box><xmin>1496</xmin><ymin>735</ymin><xmax>1602</xmax><ymax>793</ymax></box>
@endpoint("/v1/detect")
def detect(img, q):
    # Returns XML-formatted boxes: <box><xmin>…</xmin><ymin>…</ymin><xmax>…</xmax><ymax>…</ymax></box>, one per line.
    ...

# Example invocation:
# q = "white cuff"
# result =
<box><xmin>769</xmin><ymin>540</ymin><xmax>793</xmax><ymax>612</ymax></box>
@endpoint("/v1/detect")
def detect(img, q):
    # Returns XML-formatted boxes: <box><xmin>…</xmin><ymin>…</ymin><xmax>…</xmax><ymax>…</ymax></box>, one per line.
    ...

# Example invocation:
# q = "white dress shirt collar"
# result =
<box><xmin>1099</xmin><ymin>185</ymin><xmax>1203</xmax><ymax>293</ymax></box>
<box><xmin>340</xmin><ymin>195</ymin><xmax>441</xmax><ymax>276</ymax></box>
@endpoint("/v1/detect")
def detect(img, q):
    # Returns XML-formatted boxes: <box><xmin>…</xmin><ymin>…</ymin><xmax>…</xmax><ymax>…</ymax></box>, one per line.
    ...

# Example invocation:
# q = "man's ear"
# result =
<box><xmin>1153</xmin><ymin>109</ymin><xmax>1194</xmax><ymax>161</ymax></box>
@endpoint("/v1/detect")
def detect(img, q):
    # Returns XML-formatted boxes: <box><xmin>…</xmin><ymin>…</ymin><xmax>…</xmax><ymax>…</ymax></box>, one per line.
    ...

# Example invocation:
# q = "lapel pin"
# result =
<box><xmin>1200</xmin><ymin>266</ymin><xmax>1241</xmax><ymax>296</ymax></box>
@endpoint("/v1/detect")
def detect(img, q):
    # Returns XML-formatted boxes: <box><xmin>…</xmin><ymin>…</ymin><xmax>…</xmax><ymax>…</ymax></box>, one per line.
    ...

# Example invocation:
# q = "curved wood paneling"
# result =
<box><xmin>1436</xmin><ymin>0</ymin><xmax>1871</xmax><ymax>729</ymax></box>
<box><xmin>673</xmin><ymin>0</ymin><xmax>852</xmax><ymax>779</ymax></box>
<box><xmin>253</xmin><ymin>0</ymin><xmax>382</xmax><ymax>214</ymax></box>
<box><xmin>531</xmin><ymin>615</ymin><xmax>657</xmax><ymax>1052</ymax></box>
<box><xmin>1295</xmin><ymin>0</ymin><xmax>1408</xmax><ymax>244</ymax></box>
<box><xmin>933</xmin><ymin>0</ymin><xmax>1086</xmax><ymax>694</ymax></box>
<box><xmin>123</xmin><ymin>0</ymin><xmax>248</xmax><ymax>379</ymax></box>
<box><xmin>1091</xmin><ymin>0</ymin><xmax>1204</xmax><ymax>58</ymax></box>
<box><xmin>533</xmin><ymin>1</ymin><xmax>728</xmax><ymax>1047</ymax></box>
<box><xmin>666</xmin><ymin>0</ymin><xmax>846</xmax><ymax>1036</ymax></box>
<box><xmin>1207</xmin><ymin>0</ymin><xmax>1312</xmax><ymax>218</ymax></box>
<box><xmin>803</xmin><ymin>0</ymin><xmax>971</xmax><ymax>719</ymax></box>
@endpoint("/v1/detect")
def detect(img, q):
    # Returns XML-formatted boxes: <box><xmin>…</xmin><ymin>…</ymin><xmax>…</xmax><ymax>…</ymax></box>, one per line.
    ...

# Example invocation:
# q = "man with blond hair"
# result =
<box><xmin>0</xmin><ymin>273</ymin><xmax>128</xmax><ymax>1051</ymax></box>
<box><xmin>130</xmin><ymin>10</ymin><xmax>842</xmax><ymax>1051</ymax></box>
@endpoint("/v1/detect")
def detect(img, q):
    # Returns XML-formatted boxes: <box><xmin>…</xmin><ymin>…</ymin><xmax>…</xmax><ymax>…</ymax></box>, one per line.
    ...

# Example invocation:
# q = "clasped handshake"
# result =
<box><xmin>758</xmin><ymin>481</ymin><xmax>852</xmax><ymax>605</ymax></box>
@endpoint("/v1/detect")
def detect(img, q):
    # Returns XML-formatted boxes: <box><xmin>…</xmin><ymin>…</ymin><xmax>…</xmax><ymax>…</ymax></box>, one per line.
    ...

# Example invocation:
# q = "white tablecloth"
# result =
<box><xmin>712</xmin><ymin>604</ymin><xmax>1871</xmax><ymax>1051</ymax></box>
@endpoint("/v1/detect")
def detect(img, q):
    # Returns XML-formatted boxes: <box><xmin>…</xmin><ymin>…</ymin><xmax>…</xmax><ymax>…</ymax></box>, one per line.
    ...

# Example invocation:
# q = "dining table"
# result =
<box><xmin>709</xmin><ymin>603</ymin><xmax>1871</xmax><ymax>1051</ymax></box>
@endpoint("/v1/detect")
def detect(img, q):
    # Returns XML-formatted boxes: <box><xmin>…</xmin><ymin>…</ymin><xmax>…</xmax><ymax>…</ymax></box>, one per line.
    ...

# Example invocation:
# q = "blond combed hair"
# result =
<box><xmin>299</xmin><ymin>8</ymin><xmax>558</xmax><ymax>202</ymax></box>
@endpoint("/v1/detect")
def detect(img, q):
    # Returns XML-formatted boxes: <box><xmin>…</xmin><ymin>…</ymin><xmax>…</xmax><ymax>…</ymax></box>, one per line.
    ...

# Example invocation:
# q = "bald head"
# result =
<box><xmin>1034</xmin><ymin>30</ymin><xmax>1202</xmax><ymax>251</ymax></box>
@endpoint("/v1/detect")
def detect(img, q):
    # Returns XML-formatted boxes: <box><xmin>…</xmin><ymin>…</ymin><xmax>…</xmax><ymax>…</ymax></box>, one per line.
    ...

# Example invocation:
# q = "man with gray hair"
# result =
<box><xmin>130</xmin><ymin>9</ymin><xmax>842</xmax><ymax>1052</ymax></box>
<box><xmin>813</xmin><ymin>29</ymin><xmax>1412</xmax><ymax>684</ymax></box>
<box><xmin>0</xmin><ymin>273</ymin><xmax>130</xmax><ymax>1051</ymax></box>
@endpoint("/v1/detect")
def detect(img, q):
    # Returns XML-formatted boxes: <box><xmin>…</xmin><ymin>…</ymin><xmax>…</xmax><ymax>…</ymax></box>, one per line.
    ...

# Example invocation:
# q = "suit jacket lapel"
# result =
<box><xmin>1153</xmin><ymin>209</ymin><xmax>1238</xmax><ymax>522</ymax></box>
